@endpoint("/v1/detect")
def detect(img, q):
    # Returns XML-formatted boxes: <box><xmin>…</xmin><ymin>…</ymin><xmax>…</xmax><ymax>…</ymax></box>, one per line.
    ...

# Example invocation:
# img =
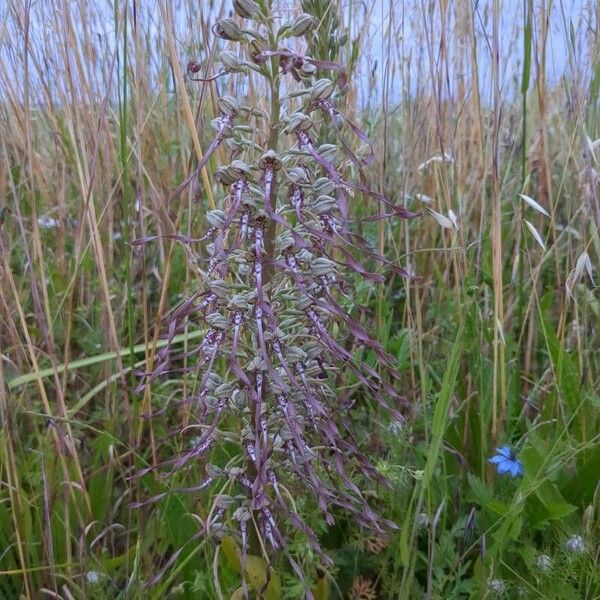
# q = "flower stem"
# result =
<box><xmin>263</xmin><ymin>9</ymin><xmax>281</xmax><ymax>288</ymax></box>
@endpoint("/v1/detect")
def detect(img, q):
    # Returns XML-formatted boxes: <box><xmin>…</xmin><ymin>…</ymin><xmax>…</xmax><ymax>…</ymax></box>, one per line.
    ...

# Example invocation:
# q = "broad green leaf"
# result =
<box><xmin>485</xmin><ymin>499</ymin><xmax>508</xmax><ymax>516</ymax></box>
<box><xmin>537</xmin><ymin>305</ymin><xmax>581</xmax><ymax>415</ymax></box>
<box><xmin>544</xmin><ymin>502</ymin><xmax>577</xmax><ymax>520</ymax></box>
<box><xmin>509</xmin><ymin>514</ymin><xmax>523</xmax><ymax>539</ymax></box>
<box><xmin>221</xmin><ymin>536</ymin><xmax>281</xmax><ymax>600</ymax></box>
<box><xmin>312</xmin><ymin>570</ymin><xmax>330</xmax><ymax>600</ymax></box>
<box><xmin>422</xmin><ymin>323</ymin><xmax>464</xmax><ymax>487</ymax></box>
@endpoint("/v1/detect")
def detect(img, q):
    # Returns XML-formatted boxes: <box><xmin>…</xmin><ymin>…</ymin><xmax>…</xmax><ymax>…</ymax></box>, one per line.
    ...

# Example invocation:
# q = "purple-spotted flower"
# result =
<box><xmin>488</xmin><ymin>445</ymin><xmax>524</xmax><ymax>477</ymax></box>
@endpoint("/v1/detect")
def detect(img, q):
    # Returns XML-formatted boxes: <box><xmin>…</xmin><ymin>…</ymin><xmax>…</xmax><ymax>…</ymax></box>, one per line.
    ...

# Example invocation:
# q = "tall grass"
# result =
<box><xmin>0</xmin><ymin>0</ymin><xmax>599</xmax><ymax>598</ymax></box>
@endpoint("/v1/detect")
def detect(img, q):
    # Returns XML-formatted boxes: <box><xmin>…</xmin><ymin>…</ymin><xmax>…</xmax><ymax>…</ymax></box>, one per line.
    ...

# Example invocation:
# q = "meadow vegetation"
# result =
<box><xmin>0</xmin><ymin>0</ymin><xmax>599</xmax><ymax>598</ymax></box>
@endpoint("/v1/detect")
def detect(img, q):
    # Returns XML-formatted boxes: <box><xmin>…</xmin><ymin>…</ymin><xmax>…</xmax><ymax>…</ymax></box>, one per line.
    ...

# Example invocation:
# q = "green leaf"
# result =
<box><xmin>537</xmin><ymin>304</ymin><xmax>581</xmax><ymax>415</ymax></box>
<box><xmin>312</xmin><ymin>570</ymin><xmax>330</xmax><ymax>600</ymax></box>
<box><xmin>466</xmin><ymin>474</ymin><xmax>493</xmax><ymax>506</ymax></box>
<box><xmin>544</xmin><ymin>502</ymin><xmax>577</xmax><ymax>520</ymax></box>
<box><xmin>561</xmin><ymin>443</ymin><xmax>600</xmax><ymax>505</ymax></box>
<box><xmin>221</xmin><ymin>536</ymin><xmax>281</xmax><ymax>600</ymax></box>
<box><xmin>508</xmin><ymin>514</ymin><xmax>523</xmax><ymax>539</ymax></box>
<box><xmin>7</xmin><ymin>329</ymin><xmax>206</xmax><ymax>389</ymax></box>
<box><xmin>422</xmin><ymin>323</ymin><xmax>464</xmax><ymax>488</ymax></box>
<box><xmin>485</xmin><ymin>499</ymin><xmax>508</xmax><ymax>516</ymax></box>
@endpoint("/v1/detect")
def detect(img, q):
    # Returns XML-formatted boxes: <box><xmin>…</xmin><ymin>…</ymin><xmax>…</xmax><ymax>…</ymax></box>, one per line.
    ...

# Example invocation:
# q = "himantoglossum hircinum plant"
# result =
<box><xmin>133</xmin><ymin>0</ymin><xmax>417</xmax><ymax>593</ymax></box>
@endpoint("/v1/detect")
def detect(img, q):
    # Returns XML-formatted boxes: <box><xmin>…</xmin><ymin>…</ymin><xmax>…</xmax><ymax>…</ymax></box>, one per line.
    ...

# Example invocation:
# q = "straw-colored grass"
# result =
<box><xmin>1</xmin><ymin>0</ymin><xmax>598</xmax><ymax>597</ymax></box>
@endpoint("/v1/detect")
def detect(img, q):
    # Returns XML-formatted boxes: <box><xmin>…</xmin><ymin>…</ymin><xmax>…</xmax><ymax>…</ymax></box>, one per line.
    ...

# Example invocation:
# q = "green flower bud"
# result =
<box><xmin>209</xmin><ymin>279</ymin><xmax>229</xmax><ymax>298</ymax></box>
<box><xmin>297</xmin><ymin>295</ymin><xmax>313</xmax><ymax>310</ymax></box>
<box><xmin>215</xmin><ymin>382</ymin><xmax>235</xmax><ymax>397</ymax></box>
<box><xmin>286</xmin><ymin>346</ymin><xmax>307</xmax><ymax>363</ymax></box>
<box><xmin>283</xmin><ymin>112</ymin><xmax>313</xmax><ymax>135</ymax></box>
<box><xmin>230</xmin><ymin>160</ymin><xmax>253</xmax><ymax>177</ymax></box>
<box><xmin>242</xmin><ymin>199</ymin><xmax>258</xmax><ymax>211</ymax></box>
<box><xmin>215</xmin><ymin>494</ymin><xmax>235</xmax><ymax>509</ymax></box>
<box><xmin>287</xmin><ymin>167</ymin><xmax>310</xmax><ymax>185</ymax></box>
<box><xmin>246</xmin><ymin>356</ymin><xmax>266</xmax><ymax>371</ymax></box>
<box><xmin>300</xmin><ymin>62</ymin><xmax>317</xmax><ymax>77</ymax></box>
<box><xmin>233</xmin><ymin>0</ymin><xmax>259</xmax><ymax>19</ymax></box>
<box><xmin>313</xmin><ymin>177</ymin><xmax>335</xmax><ymax>195</ymax></box>
<box><xmin>224</xmin><ymin>137</ymin><xmax>243</xmax><ymax>152</ymax></box>
<box><xmin>312</xmin><ymin>194</ymin><xmax>337</xmax><ymax>214</ymax></box>
<box><xmin>213</xmin><ymin>18</ymin><xmax>245</xmax><ymax>41</ymax></box>
<box><xmin>227</xmin><ymin>466</ymin><xmax>244</xmax><ymax>478</ymax></box>
<box><xmin>217</xmin><ymin>94</ymin><xmax>240</xmax><ymax>117</ymax></box>
<box><xmin>258</xmin><ymin>149</ymin><xmax>282</xmax><ymax>171</ymax></box>
<box><xmin>216</xmin><ymin>160</ymin><xmax>252</xmax><ymax>186</ymax></box>
<box><xmin>318</xmin><ymin>143</ymin><xmax>337</xmax><ymax>161</ymax></box>
<box><xmin>275</xmin><ymin>231</ymin><xmax>295</xmax><ymax>253</ymax></box>
<box><xmin>309</xmin><ymin>78</ymin><xmax>335</xmax><ymax>102</ymax></box>
<box><xmin>205</xmin><ymin>372</ymin><xmax>223</xmax><ymax>391</ymax></box>
<box><xmin>215</xmin><ymin>166</ymin><xmax>237</xmax><ymax>186</ymax></box>
<box><xmin>248</xmin><ymin>37</ymin><xmax>268</xmax><ymax>64</ymax></box>
<box><xmin>310</xmin><ymin>257</ymin><xmax>336</xmax><ymax>276</ymax></box>
<box><xmin>206</xmin><ymin>464</ymin><xmax>223</xmax><ymax>478</ymax></box>
<box><xmin>279</xmin><ymin>426</ymin><xmax>295</xmax><ymax>442</ymax></box>
<box><xmin>231</xmin><ymin>388</ymin><xmax>248</xmax><ymax>409</ymax></box>
<box><xmin>220</xmin><ymin>50</ymin><xmax>244</xmax><ymax>73</ymax></box>
<box><xmin>233</xmin><ymin>506</ymin><xmax>251</xmax><ymax>523</ymax></box>
<box><xmin>206</xmin><ymin>312</ymin><xmax>228</xmax><ymax>330</ymax></box>
<box><xmin>304</xmin><ymin>342</ymin><xmax>323</xmax><ymax>360</ymax></box>
<box><xmin>207</xmin><ymin>209</ymin><xmax>227</xmax><ymax>228</ymax></box>
<box><xmin>291</xmin><ymin>13</ymin><xmax>318</xmax><ymax>36</ymax></box>
<box><xmin>277</xmin><ymin>24</ymin><xmax>292</xmax><ymax>38</ymax></box>
<box><xmin>228</xmin><ymin>294</ymin><xmax>252</xmax><ymax>310</ymax></box>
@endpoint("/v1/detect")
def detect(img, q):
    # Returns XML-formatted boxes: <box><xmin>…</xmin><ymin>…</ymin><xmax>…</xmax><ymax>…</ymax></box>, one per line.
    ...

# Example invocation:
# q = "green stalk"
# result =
<box><xmin>116</xmin><ymin>1</ymin><xmax>136</xmax><ymax>391</ymax></box>
<box><xmin>8</xmin><ymin>329</ymin><xmax>206</xmax><ymax>389</ymax></box>
<box><xmin>263</xmin><ymin>1</ymin><xmax>281</xmax><ymax>279</ymax></box>
<box><xmin>514</xmin><ymin>0</ymin><xmax>532</xmax><ymax>419</ymax></box>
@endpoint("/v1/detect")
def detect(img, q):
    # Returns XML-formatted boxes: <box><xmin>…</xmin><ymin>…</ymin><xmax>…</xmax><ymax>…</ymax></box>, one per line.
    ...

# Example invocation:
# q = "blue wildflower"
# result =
<box><xmin>488</xmin><ymin>445</ymin><xmax>523</xmax><ymax>477</ymax></box>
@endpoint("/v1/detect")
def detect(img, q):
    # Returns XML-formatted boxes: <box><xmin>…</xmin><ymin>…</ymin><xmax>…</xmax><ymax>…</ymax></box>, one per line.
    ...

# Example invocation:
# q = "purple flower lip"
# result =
<box><xmin>488</xmin><ymin>445</ymin><xmax>524</xmax><ymax>477</ymax></box>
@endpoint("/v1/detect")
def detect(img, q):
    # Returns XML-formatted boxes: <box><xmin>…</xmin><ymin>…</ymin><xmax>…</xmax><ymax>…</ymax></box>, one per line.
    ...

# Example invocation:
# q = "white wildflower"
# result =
<box><xmin>488</xmin><ymin>579</ymin><xmax>506</xmax><ymax>595</ymax></box>
<box><xmin>565</xmin><ymin>534</ymin><xmax>585</xmax><ymax>554</ymax></box>
<box><xmin>86</xmin><ymin>571</ymin><xmax>102</xmax><ymax>584</ymax></box>
<box><xmin>387</xmin><ymin>419</ymin><xmax>403</xmax><ymax>436</ymax></box>
<box><xmin>37</xmin><ymin>216</ymin><xmax>58</xmax><ymax>229</ymax></box>
<box><xmin>416</xmin><ymin>512</ymin><xmax>429</xmax><ymax>528</ymax></box>
<box><xmin>534</xmin><ymin>554</ymin><xmax>552</xmax><ymax>573</ymax></box>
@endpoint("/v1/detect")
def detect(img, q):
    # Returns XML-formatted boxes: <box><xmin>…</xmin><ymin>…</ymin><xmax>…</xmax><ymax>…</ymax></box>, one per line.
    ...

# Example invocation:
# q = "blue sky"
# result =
<box><xmin>355</xmin><ymin>0</ymin><xmax>592</xmax><ymax>107</ymax></box>
<box><xmin>0</xmin><ymin>0</ymin><xmax>594</xmax><ymax>108</ymax></box>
